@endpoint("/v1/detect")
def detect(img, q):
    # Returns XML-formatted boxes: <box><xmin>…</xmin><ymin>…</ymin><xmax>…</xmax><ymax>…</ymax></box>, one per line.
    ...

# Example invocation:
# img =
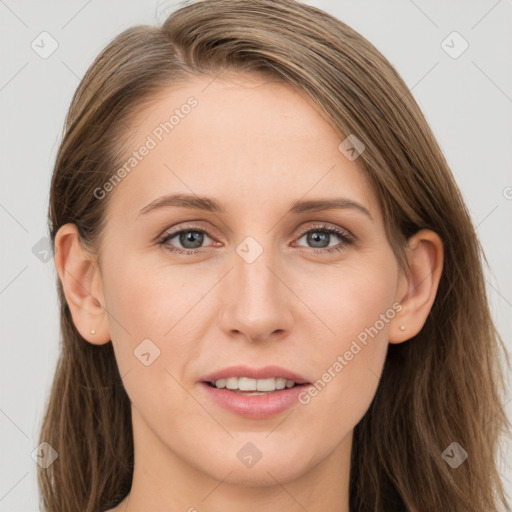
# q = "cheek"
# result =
<box><xmin>101</xmin><ymin>261</ymin><xmax>200</xmax><ymax>429</ymax></box>
<box><xmin>100</xmin><ymin>250</ymin><xmax>214</xmax><ymax>401</ymax></box>
<box><xmin>102</xmin><ymin>249</ymin><xmax>193</xmax><ymax>340</ymax></box>
<box><xmin>296</xmin><ymin>254</ymin><xmax>398</xmax><ymax>423</ymax></box>
<box><xmin>98</xmin><ymin>252</ymin><xmax>181</xmax><ymax>377</ymax></box>
<box><xmin>297</xmin><ymin>249</ymin><xmax>398</xmax><ymax>342</ymax></box>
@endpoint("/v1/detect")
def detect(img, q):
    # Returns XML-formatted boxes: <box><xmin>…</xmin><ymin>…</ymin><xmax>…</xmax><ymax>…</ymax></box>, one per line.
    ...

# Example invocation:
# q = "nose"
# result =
<box><xmin>218</xmin><ymin>239</ymin><xmax>294</xmax><ymax>344</ymax></box>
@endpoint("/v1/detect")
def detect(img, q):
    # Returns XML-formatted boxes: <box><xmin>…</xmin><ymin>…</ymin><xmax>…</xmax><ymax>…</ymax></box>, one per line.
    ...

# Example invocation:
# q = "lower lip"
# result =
<box><xmin>199</xmin><ymin>382</ymin><xmax>310</xmax><ymax>419</ymax></box>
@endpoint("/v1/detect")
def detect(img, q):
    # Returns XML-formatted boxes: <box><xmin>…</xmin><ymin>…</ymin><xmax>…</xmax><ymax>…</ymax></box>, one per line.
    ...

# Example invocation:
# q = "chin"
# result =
<box><xmin>195</xmin><ymin>441</ymin><xmax>316</xmax><ymax>487</ymax></box>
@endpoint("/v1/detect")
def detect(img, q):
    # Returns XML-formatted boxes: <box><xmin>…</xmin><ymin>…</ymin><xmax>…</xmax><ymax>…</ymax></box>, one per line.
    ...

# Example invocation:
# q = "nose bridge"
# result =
<box><xmin>222</xmin><ymin>233</ymin><xmax>291</xmax><ymax>339</ymax></box>
<box><xmin>235</xmin><ymin>233</ymin><xmax>282</xmax><ymax>307</ymax></box>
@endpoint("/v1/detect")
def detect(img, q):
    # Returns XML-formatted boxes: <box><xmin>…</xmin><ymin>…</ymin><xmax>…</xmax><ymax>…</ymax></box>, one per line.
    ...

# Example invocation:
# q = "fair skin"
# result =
<box><xmin>54</xmin><ymin>73</ymin><xmax>443</xmax><ymax>512</ymax></box>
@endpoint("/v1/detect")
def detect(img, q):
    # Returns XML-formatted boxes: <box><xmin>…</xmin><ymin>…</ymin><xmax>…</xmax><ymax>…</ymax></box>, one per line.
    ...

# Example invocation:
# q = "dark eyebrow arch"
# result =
<box><xmin>138</xmin><ymin>193</ymin><xmax>373</xmax><ymax>221</ymax></box>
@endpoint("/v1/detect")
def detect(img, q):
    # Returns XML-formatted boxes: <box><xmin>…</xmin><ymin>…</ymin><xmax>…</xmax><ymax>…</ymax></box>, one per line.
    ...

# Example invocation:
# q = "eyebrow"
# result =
<box><xmin>138</xmin><ymin>193</ymin><xmax>373</xmax><ymax>221</ymax></box>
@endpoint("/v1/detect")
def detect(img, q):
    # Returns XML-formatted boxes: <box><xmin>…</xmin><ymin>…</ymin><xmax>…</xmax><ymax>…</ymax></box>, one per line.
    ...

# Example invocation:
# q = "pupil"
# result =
<box><xmin>181</xmin><ymin>231</ymin><xmax>203</xmax><ymax>249</ymax></box>
<box><xmin>308</xmin><ymin>232</ymin><xmax>329</xmax><ymax>248</ymax></box>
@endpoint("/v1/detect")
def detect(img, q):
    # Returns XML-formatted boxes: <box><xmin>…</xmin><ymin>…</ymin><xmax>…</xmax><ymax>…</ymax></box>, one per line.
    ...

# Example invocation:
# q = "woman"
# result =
<box><xmin>38</xmin><ymin>0</ymin><xmax>511</xmax><ymax>510</ymax></box>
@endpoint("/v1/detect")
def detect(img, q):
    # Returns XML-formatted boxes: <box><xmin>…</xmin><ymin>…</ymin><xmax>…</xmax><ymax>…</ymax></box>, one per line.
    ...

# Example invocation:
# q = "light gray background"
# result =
<box><xmin>1</xmin><ymin>1</ymin><xmax>511</xmax><ymax>510</ymax></box>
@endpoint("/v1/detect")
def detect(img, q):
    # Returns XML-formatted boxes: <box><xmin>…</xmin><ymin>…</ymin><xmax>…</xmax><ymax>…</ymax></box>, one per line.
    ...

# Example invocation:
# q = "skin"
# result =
<box><xmin>55</xmin><ymin>72</ymin><xmax>443</xmax><ymax>512</ymax></box>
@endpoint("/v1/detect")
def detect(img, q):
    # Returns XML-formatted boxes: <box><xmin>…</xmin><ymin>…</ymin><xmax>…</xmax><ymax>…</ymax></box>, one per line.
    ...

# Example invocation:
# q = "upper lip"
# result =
<box><xmin>201</xmin><ymin>365</ymin><xmax>310</xmax><ymax>384</ymax></box>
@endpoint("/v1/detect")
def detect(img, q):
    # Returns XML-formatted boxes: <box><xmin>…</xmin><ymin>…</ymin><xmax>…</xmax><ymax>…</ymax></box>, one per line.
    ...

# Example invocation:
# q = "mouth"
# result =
<box><xmin>198</xmin><ymin>365</ymin><xmax>312</xmax><ymax>418</ymax></box>
<box><xmin>198</xmin><ymin>370</ymin><xmax>312</xmax><ymax>419</ymax></box>
<box><xmin>203</xmin><ymin>377</ymin><xmax>309</xmax><ymax>395</ymax></box>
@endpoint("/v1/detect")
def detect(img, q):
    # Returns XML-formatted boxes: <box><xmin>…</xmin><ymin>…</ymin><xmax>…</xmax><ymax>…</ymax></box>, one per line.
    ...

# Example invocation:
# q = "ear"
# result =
<box><xmin>388</xmin><ymin>229</ymin><xmax>444</xmax><ymax>344</ymax></box>
<box><xmin>54</xmin><ymin>223</ymin><xmax>110</xmax><ymax>345</ymax></box>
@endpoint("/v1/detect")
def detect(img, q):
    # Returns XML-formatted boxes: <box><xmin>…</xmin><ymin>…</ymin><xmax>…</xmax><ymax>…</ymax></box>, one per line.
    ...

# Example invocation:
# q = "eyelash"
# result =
<box><xmin>157</xmin><ymin>223</ymin><xmax>354</xmax><ymax>256</ymax></box>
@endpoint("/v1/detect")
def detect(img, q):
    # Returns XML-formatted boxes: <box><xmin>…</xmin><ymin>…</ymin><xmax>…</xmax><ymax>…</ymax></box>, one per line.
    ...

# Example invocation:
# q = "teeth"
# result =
<box><xmin>275</xmin><ymin>378</ymin><xmax>287</xmax><ymax>390</ymax></box>
<box><xmin>213</xmin><ymin>377</ymin><xmax>298</xmax><ymax>391</ymax></box>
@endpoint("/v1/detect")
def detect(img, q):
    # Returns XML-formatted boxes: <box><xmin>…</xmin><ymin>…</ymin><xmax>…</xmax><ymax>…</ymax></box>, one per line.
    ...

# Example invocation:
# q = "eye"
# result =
<box><xmin>157</xmin><ymin>225</ymin><xmax>215</xmax><ymax>254</ymax></box>
<box><xmin>157</xmin><ymin>223</ymin><xmax>354</xmax><ymax>255</ymax></box>
<box><xmin>294</xmin><ymin>224</ymin><xmax>353</xmax><ymax>254</ymax></box>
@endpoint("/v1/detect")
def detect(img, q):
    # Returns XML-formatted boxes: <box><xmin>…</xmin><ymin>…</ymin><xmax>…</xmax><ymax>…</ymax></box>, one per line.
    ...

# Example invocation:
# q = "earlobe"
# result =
<box><xmin>54</xmin><ymin>223</ymin><xmax>110</xmax><ymax>345</ymax></box>
<box><xmin>389</xmin><ymin>229</ymin><xmax>444</xmax><ymax>344</ymax></box>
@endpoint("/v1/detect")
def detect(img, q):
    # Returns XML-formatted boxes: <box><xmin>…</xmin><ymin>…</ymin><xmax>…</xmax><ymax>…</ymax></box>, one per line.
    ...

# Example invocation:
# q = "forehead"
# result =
<box><xmin>105</xmin><ymin>72</ymin><xmax>380</xmax><ymax>224</ymax></box>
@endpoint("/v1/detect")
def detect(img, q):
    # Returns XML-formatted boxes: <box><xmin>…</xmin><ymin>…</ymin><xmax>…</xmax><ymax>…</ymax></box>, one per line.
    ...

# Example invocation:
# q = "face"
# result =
<box><xmin>96</xmin><ymin>73</ymin><xmax>403</xmax><ymax>486</ymax></box>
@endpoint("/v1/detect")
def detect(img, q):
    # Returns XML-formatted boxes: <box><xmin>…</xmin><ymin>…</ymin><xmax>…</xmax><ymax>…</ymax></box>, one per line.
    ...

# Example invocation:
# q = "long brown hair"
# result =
<box><xmin>39</xmin><ymin>1</ymin><xmax>511</xmax><ymax>510</ymax></box>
